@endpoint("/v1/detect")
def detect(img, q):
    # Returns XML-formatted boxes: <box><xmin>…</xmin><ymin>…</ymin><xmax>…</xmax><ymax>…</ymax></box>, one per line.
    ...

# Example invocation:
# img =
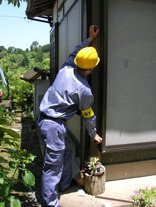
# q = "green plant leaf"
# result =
<box><xmin>0</xmin><ymin>201</ymin><xmax>5</xmax><ymax>207</ymax></box>
<box><xmin>0</xmin><ymin>166</ymin><xmax>9</xmax><ymax>175</ymax></box>
<box><xmin>1</xmin><ymin>148</ymin><xmax>14</xmax><ymax>157</ymax></box>
<box><xmin>22</xmin><ymin>169</ymin><xmax>35</xmax><ymax>187</ymax></box>
<box><xmin>0</xmin><ymin>156</ymin><xmax>8</xmax><ymax>164</ymax></box>
<box><xmin>9</xmin><ymin>161</ymin><xmax>16</xmax><ymax>168</ymax></box>
<box><xmin>22</xmin><ymin>163</ymin><xmax>26</xmax><ymax>169</ymax></box>
<box><xmin>0</xmin><ymin>178</ymin><xmax>4</xmax><ymax>184</ymax></box>
<box><xmin>0</xmin><ymin>184</ymin><xmax>10</xmax><ymax>197</ymax></box>
<box><xmin>0</xmin><ymin>117</ymin><xmax>8</xmax><ymax>126</ymax></box>
<box><xmin>0</xmin><ymin>171</ymin><xmax>5</xmax><ymax>184</ymax></box>
<box><xmin>2</xmin><ymin>138</ymin><xmax>19</xmax><ymax>149</ymax></box>
<box><xmin>0</xmin><ymin>127</ymin><xmax>21</xmax><ymax>138</ymax></box>
<box><xmin>27</xmin><ymin>153</ymin><xmax>36</xmax><ymax>162</ymax></box>
<box><xmin>0</xmin><ymin>177</ymin><xmax>4</xmax><ymax>184</ymax></box>
<box><xmin>5</xmin><ymin>196</ymin><xmax>21</xmax><ymax>207</ymax></box>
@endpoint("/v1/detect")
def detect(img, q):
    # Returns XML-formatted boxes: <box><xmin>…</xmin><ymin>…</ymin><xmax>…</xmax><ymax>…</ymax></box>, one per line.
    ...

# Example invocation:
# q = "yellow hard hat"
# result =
<box><xmin>74</xmin><ymin>47</ymin><xmax>100</xmax><ymax>69</ymax></box>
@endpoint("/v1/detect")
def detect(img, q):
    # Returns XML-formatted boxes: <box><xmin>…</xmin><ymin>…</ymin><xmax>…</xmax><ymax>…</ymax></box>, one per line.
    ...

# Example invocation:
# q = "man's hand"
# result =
<box><xmin>93</xmin><ymin>134</ymin><xmax>103</xmax><ymax>144</ymax></box>
<box><xmin>88</xmin><ymin>25</ymin><xmax>99</xmax><ymax>42</ymax></box>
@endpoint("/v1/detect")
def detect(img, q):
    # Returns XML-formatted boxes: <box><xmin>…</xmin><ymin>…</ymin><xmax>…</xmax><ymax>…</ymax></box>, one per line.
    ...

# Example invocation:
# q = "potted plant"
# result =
<box><xmin>84</xmin><ymin>157</ymin><xmax>106</xmax><ymax>196</ymax></box>
<box><xmin>84</xmin><ymin>157</ymin><xmax>102</xmax><ymax>176</ymax></box>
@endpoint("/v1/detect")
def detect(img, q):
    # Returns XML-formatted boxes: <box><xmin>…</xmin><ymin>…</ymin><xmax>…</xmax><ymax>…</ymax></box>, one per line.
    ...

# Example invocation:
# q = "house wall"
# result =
<box><xmin>58</xmin><ymin>0</ymin><xmax>82</xmax><ymax>141</ymax></box>
<box><xmin>88</xmin><ymin>0</ymin><xmax>156</xmax><ymax>180</ymax></box>
<box><xmin>34</xmin><ymin>79</ymin><xmax>50</xmax><ymax>120</ymax></box>
<box><xmin>88</xmin><ymin>0</ymin><xmax>156</xmax><ymax>154</ymax></box>
<box><xmin>53</xmin><ymin>0</ymin><xmax>77</xmax><ymax>24</ymax></box>
<box><xmin>50</xmin><ymin>0</ymin><xmax>156</xmax><ymax>179</ymax></box>
<box><xmin>51</xmin><ymin>0</ymin><xmax>88</xmax><ymax>143</ymax></box>
<box><xmin>105</xmin><ymin>0</ymin><xmax>156</xmax><ymax>149</ymax></box>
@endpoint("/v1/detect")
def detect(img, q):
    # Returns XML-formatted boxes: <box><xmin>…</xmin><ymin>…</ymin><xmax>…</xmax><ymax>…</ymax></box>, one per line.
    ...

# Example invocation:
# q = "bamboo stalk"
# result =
<box><xmin>95</xmin><ymin>195</ymin><xmax>134</xmax><ymax>204</ymax></box>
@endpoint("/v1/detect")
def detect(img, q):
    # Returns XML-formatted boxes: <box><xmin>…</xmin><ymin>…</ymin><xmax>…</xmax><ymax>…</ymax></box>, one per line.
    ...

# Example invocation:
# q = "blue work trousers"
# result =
<box><xmin>38</xmin><ymin>118</ymin><xmax>72</xmax><ymax>207</ymax></box>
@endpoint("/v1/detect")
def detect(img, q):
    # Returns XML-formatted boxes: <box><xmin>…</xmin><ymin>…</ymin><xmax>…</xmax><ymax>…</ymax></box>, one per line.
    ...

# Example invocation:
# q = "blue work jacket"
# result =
<box><xmin>39</xmin><ymin>39</ymin><xmax>97</xmax><ymax>139</ymax></box>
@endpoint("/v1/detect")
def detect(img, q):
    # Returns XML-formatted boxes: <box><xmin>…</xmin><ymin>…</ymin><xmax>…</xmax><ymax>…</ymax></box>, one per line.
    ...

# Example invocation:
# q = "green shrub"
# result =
<box><xmin>131</xmin><ymin>186</ymin><xmax>156</xmax><ymax>207</ymax></box>
<box><xmin>0</xmin><ymin>105</ymin><xmax>36</xmax><ymax>206</ymax></box>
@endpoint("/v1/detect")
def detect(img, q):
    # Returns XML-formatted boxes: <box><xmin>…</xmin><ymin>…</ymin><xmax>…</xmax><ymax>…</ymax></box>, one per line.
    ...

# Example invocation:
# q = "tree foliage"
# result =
<box><xmin>30</xmin><ymin>41</ymin><xmax>39</xmax><ymax>52</ymax></box>
<box><xmin>0</xmin><ymin>0</ymin><xmax>27</xmax><ymax>7</ymax></box>
<box><xmin>0</xmin><ymin>42</ymin><xmax>50</xmax><ymax>113</ymax></box>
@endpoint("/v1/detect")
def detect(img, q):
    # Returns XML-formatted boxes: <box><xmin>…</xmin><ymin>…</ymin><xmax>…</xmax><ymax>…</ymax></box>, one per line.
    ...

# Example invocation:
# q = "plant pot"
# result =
<box><xmin>84</xmin><ymin>165</ymin><xmax>106</xmax><ymax>196</ymax></box>
<box><xmin>86</xmin><ymin>161</ymin><xmax>101</xmax><ymax>175</ymax></box>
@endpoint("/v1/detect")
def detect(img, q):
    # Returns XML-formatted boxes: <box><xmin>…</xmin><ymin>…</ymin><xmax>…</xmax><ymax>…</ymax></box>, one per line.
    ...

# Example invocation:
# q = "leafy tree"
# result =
<box><xmin>7</xmin><ymin>47</ymin><xmax>15</xmax><ymax>54</ymax></box>
<box><xmin>0</xmin><ymin>50</ymin><xmax>7</xmax><ymax>59</ymax></box>
<box><xmin>0</xmin><ymin>0</ymin><xmax>27</xmax><ymax>7</ymax></box>
<box><xmin>35</xmin><ymin>50</ymin><xmax>43</xmax><ymax>62</ymax></box>
<box><xmin>0</xmin><ymin>42</ymin><xmax>50</xmax><ymax>113</ymax></box>
<box><xmin>21</xmin><ymin>53</ymin><xmax>29</xmax><ymax>66</ymax></box>
<box><xmin>40</xmin><ymin>58</ymin><xmax>50</xmax><ymax>70</ymax></box>
<box><xmin>25</xmin><ymin>48</ymin><xmax>29</xmax><ymax>52</ymax></box>
<box><xmin>41</xmin><ymin>44</ymin><xmax>50</xmax><ymax>53</ymax></box>
<box><xmin>30</xmin><ymin>41</ymin><xmax>39</xmax><ymax>51</ymax></box>
<box><xmin>0</xmin><ymin>55</ymin><xmax>15</xmax><ymax>100</ymax></box>
<box><xmin>0</xmin><ymin>46</ymin><xmax>6</xmax><ymax>52</ymax></box>
<box><xmin>15</xmin><ymin>48</ymin><xmax>24</xmax><ymax>54</ymax></box>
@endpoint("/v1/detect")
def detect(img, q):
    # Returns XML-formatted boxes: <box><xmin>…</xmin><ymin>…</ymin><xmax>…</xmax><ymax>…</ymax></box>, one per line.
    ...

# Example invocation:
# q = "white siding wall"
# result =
<box><xmin>55</xmin><ymin>0</ymin><xmax>83</xmax><ymax>141</ymax></box>
<box><xmin>53</xmin><ymin>0</ymin><xmax>77</xmax><ymax>24</ymax></box>
<box><xmin>34</xmin><ymin>80</ymin><xmax>50</xmax><ymax>120</ymax></box>
<box><xmin>106</xmin><ymin>0</ymin><xmax>156</xmax><ymax>146</ymax></box>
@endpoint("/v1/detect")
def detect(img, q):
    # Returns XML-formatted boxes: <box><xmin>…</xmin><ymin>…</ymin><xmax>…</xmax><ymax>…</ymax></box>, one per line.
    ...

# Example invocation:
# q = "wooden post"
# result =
<box><xmin>84</xmin><ymin>165</ymin><xmax>106</xmax><ymax>195</ymax></box>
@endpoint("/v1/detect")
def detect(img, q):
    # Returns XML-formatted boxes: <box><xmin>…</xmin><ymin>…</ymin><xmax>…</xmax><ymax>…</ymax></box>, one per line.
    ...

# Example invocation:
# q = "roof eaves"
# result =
<box><xmin>20</xmin><ymin>67</ymin><xmax>50</xmax><ymax>83</ymax></box>
<box><xmin>26</xmin><ymin>0</ymin><xmax>55</xmax><ymax>26</ymax></box>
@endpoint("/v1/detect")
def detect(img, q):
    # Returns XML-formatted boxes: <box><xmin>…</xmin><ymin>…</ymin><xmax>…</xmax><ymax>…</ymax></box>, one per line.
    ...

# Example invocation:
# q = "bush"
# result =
<box><xmin>0</xmin><ymin>106</ymin><xmax>36</xmax><ymax>206</ymax></box>
<box><xmin>131</xmin><ymin>186</ymin><xmax>156</xmax><ymax>207</ymax></box>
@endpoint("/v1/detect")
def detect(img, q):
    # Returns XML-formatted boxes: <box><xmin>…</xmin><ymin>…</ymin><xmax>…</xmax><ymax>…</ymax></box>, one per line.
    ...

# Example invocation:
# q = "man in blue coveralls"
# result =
<box><xmin>38</xmin><ymin>25</ymin><xmax>103</xmax><ymax>207</ymax></box>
